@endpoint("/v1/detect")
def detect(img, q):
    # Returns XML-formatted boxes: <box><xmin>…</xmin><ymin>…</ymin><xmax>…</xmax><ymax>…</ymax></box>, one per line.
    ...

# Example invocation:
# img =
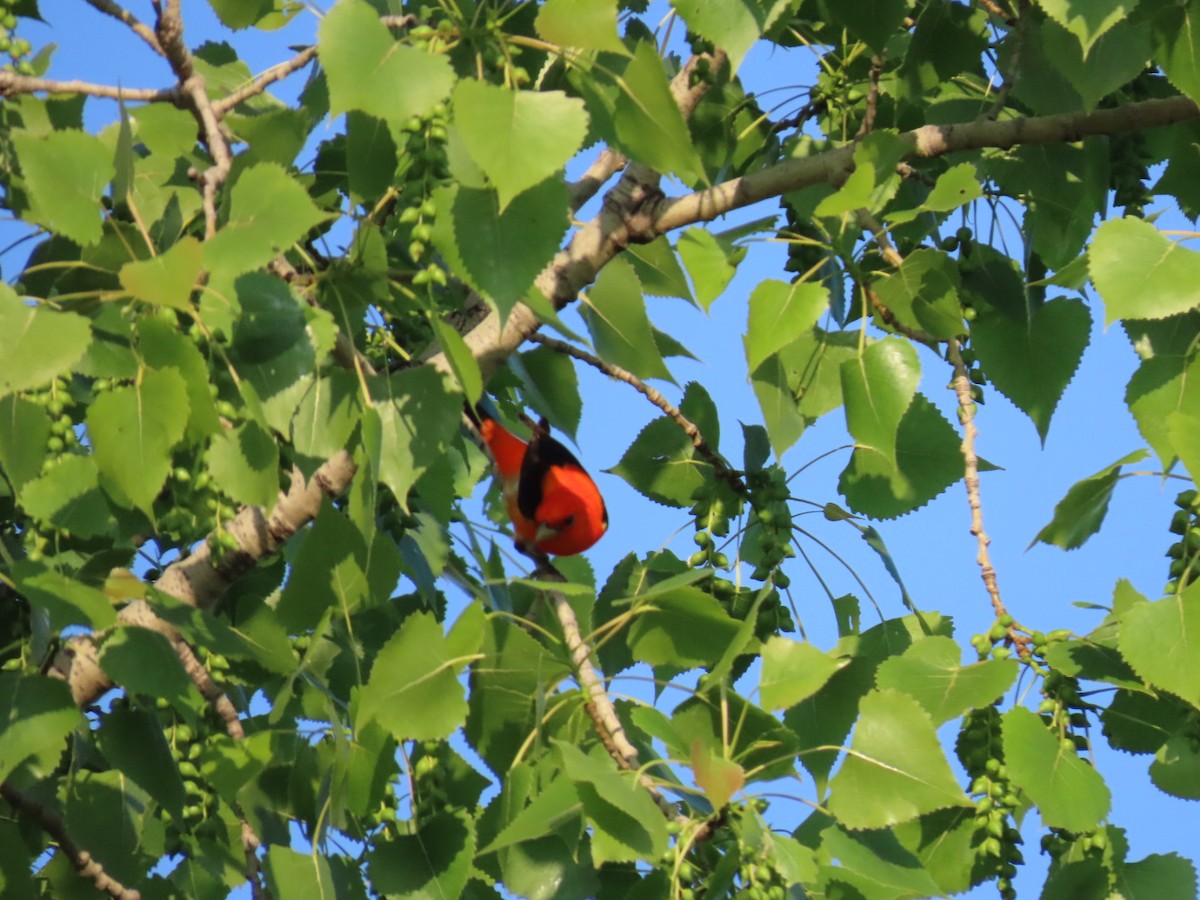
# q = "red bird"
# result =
<box><xmin>471</xmin><ymin>406</ymin><xmax>608</xmax><ymax>557</ymax></box>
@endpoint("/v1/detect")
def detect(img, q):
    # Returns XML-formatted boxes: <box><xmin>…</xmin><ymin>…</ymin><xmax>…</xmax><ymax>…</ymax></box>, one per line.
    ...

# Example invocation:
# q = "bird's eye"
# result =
<box><xmin>562</xmin><ymin>514</ymin><xmax>576</xmax><ymax>528</ymax></box>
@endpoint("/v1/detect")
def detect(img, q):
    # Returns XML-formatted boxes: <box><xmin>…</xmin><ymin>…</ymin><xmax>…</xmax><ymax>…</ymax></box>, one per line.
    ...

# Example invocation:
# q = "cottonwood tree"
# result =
<box><xmin>1</xmin><ymin>0</ymin><xmax>1199</xmax><ymax>897</ymax></box>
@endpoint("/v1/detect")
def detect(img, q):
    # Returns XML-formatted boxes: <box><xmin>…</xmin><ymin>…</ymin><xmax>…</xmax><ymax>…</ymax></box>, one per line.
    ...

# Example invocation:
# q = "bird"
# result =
<box><xmin>468</xmin><ymin>404</ymin><xmax>608</xmax><ymax>557</ymax></box>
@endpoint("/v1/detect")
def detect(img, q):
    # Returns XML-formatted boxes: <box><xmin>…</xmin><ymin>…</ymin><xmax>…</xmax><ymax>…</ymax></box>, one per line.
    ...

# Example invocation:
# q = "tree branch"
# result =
<box><xmin>527</xmin><ymin>333</ymin><xmax>748</xmax><ymax>496</ymax></box>
<box><xmin>528</xmin><ymin>557</ymin><xmax>674</xmax><ymax>815</ymax></box>
<box><xmin>0</xmin><ymin>71</ymin><xmax>175</xmax><ymax>102</ymax></box>
<box><xmin>51</xmin><ymin>452</ymin><xmax>357</xmax><ymax>707</ymax></box>
<box><xmin>0</xmin><ymin>781</ymin><xmax>142</xmax><ymax>900</ymax></box>
<box><xmin>83</xmin><ymin>0</ymin><xmax>164</xmax><ymax>56</ymax></box>
<box><xmin>947</xmin><ymin>339</ymin><xmax>1030</xmax><ymax>656</ymax></box>
<box><xmin>212</xmin><ymin>45</ymin><xmax>319</xmax><ymax>115</ymax></box>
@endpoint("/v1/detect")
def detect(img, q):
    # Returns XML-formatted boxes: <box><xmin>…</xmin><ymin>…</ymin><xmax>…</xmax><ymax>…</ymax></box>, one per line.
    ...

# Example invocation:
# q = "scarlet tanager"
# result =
<box><xmin>469</xmin><ymin>405</ymin><xmax>608</xmax><ymax>556</ymax></box>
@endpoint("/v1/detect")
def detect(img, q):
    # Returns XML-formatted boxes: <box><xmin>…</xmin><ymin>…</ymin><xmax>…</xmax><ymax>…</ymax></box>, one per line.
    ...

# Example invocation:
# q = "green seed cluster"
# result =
<box><xmin>150</xmin><ymin>696</ymin><xmax>220</xmax><ymax>850</ymax></box>
<box><xmin>409</xmin><ymin>739</ymin><xmax>451</xmax><ymax>824</ymax></box>
<box><xmin>957</xmin><ymin>706</ymin><xmax>1024</xmax><ymax>900</ymax></box>
<box><xmin>1165</xmin><ymin>488</ymin><xmax>1200</xmax><ymax>594</ymax></box>
<box><xmin>745</xmin><ymin>466</ymin><xmax>796</xmax><ymax>587</ymax></box>
<box><xmin>0</xmin><ymin>0</ymin><xmax>34</xmax><ymax>77</ymax></box>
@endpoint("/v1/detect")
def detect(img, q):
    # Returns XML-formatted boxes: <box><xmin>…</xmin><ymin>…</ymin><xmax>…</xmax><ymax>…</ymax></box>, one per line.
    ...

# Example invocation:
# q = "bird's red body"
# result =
<box><xmin>476</xmin><ymin>411</ymin><xmax>608</xmax><ymax>557</ymax></box>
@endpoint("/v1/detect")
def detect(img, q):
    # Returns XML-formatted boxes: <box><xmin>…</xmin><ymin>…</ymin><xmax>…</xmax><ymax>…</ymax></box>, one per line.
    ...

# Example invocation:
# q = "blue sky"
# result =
<box><xmin>5</xmin><ymin>3</ymin><xmax>1195</xmax><ymax>896</ymax></box>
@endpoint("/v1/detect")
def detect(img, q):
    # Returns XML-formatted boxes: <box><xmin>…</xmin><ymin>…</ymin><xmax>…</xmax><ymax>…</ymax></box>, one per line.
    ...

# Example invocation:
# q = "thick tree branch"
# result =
<box><xmin>0</xmin><ymin>781</ymin><xmax>142</xmax><ymax>900</ymax></box>
<box><xmin>51</xmin><ymin>452</ymin><xmax>356</xmax><ymax>707</ymax></box>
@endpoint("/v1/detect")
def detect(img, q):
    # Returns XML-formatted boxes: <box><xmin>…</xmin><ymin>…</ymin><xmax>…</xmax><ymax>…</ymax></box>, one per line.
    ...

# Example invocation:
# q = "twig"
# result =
<box><xmin>984</xmin><ymin>0</ymin><xmax>1027</xmax><ymax>120</ymax></box>
<box><xmin>526</xmin><ymin>333</ymin><xmax>748</xmax><ymax>496</ymax></box>
<box><xmin>947</xmin><ymin>339</ymin><xmax>1029</xmax><ymax>656</ymax></box>
<box><xmin>855</xmin><ymin>56</ymin><xmax>884</xmax><ymax>139</ymax></box>
<box><xmin>975</xmin><ymin>0</ymin><xmax>1017</xmax><ymax>25</ymax></box>
<box><xmin>0</xmin><ymin>781</ymin><xmax>142</xmax><ymax>900</ymax></box>
<box><xmin>0</xmin><ymin>71</ymin><xmax>174</xmax><ymax>102</ymax></box>
<box><xmin>770</xmin><ymin>96</ymin><xmax>828</xmax><ymax>135</ymax></box>
<box><xmin>83</xmin><ymin>0</ymin><xmax>164</xmax><ymax>56</ymax></box>
<box><xmin>213</xmin><ymin>46</ymin><xmax>319</xmax><ymax>115</ymax></box>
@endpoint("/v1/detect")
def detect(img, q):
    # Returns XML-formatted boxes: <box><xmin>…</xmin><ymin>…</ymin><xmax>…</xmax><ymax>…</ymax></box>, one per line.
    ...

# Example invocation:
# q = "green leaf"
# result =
<box><xmin>477</xmin><ymin>773</ymin><xmax>583</xmax><ymax>855</ymax></box>
<box><xmin>0</xmin><ymin>286</ymin><xmax>92</xmax><ymax>397</ymax></box>
<box><xmin>875</xmin><ymin>636</ymin><xmax>1018</xmax><ymax>725</ymax></box>
<box><xmin>432</xmin><ymin>317</ymin><xmax>483</xmax><ymax>406</ymax></box>
<box><xmin>972</xmin><ymin>295</ymin><xmax>1091</xmax><ymax>441</ymax></box>
<box><xmin>1115</xmin><ymin>853</ymin><xmax>1199</xmax><ymax>900</ymax></box>
<box><xmin>206</xmin><ymin>419</ymin><xmax>279</xmax><ymax>509</ymax></box>
<box><xmin>466</xmin><ymin>618</ymin><xmax>571</xmax><ymax>775</ymax></box>
<box><xmin>751</xmin><ymin>354</ymin><xmax>807</xmax><ymax>458</ymax></box>
<box><xmin>671</xmin><ymin>0</ymin><xmax>793</xmax><ymax>72</ymax></box>
<box><xmin>276</xmin><ymin>501</ymin><xmax>368</xmax><ymax>631</ymax></box>
<box><xmin>118</xmin><ymin>236</ymin><xmax>203</xmax><ymax>310</ymax></box>
<box><xmin>13</xmin><ymin>565</ymin><xmax>115</xmax><ymax>630</ymax></box>
<box><xmin>0</xmin><ymin>674</ymin><xmax>79</xmax><ymax>778</ymax></box>
<box><xmin>86</xmin><ymin>367</ymin><xmax>190</xmax><ymax>515</ymax></box>
<box><xmin>840</xmin><ymin>393</ymin><xmax>964</xmax><ymax>519</ymax></box>
<box><xmin>556</xmin><ymin>740</ymin><xmax>669</xmax><ymax>865</ymax></box>
<box><xmin>453</xmin><ymin>81</ymin><xmax>588</xmax><ymax>212</ymax></box>
<box><xmin>626</xmin><ymin>236</ymin><xmax>694</xmax><ymax>301</ymax></box>
<box><xmin>1123</xmin><ymin>314</ymin><xmax>1200</xmax><ymax>467</ymax></box>
<box><xmin>512</xmin><ymin>345</ymin><xmax>581</xmax><ymax>440</ymax></box>
<box><xmin>1119</xmin><ymin>579</ymin><xmax>1200</xmax><ymax>707</ymax></box>
<box><xmin>580</xmin><ymin>257</ymin><xmax>672</xmax><ymax>381</ymax></box>
<box><xmin>887</xmin><ymin>162</ymin><xmax>983</xmax><ymax>224</ymax></box>
<box><xmin>0</xmin><ymin>396</ymin><xmax>50</xmax><ymax>494</ymax></box>
<box><xmin>203</xmin><ymin>163</ymin><xmax>326</xmax><ymax>276</ymax></box>
<box><xmin>346</xmin><ymin>111</ymin><xmax>398</xmax><ymax>205</ymax></box>
<box><xmin>435</xmin><ymin>180</ymin><xmax>569</xmax><ymax>319</ymax></box>
<box><xmin>1102</xmin><ymin>689</ymin><xmax>1190</xmax><ymax>754</ymax></box>
<box><xmin>678</xmin><ymin>227</ymin><xmax>738</xmax><ymax>311</ymax></box>
<box><xmin>626</xmin><ymin>586</ymin><xmax>743</xmax><ymax>669</ymax></box>
<box><xmin>536</xmin><ymin>0</ymin><xmax>629</xmax><ymax>54</ymax></box>
<box><xmin>357</xmin><ymin>608</ymin><xmax>480</xmax><ymax>742</ymax></box>
<box><xmin>612</xmin><ymin>41</ymin><xmax>703</xmax><ymax>184</ymax></box>
<box><xmin>1167</xmin><ymin>410</ymin><xmax>1200</xmax><ymax>484</ymax></box>
<box><xmin>11</xmin><ymin>128</ymin><xmax>114</xmax><ymax>245</ymax></box>
<box><xmin>318</xmin><ymin>0</ymin><xmax>455</xmax><ymax>121</ymax></box>
<box><xmin>0</xmin><ymin>821</ymin><xmax>35</xmax><ymax>898</ymax></box>
<box><xmin>744</xmin><ymin>280</ymin><xmax>829</xmax><ymax>374</ymax></box>
<box><xmin>1091</xmin><ymin>218</ymin><xmax>1200</xmax><ymax>324</ymax></box>
<box><xmin>1037</xmin><ymin>0</ymin><xmax>1132</xmax><ymax>55</ymax></box>
<box><xmin>760</xmin><ymin>637</ymin><xmax>846</xmax><ymax>711</ymax></box>
<box><xmin>96</xmin><ymin>706</ymin><xmax>185</xmax><ymax>818</ymax></box>
<box><xmin>815</xmin><ymin>132</ymin><xmax>907</xmax><ymax>217</ymax></box>
<box><xmin>1032</xmin><ymin>449</ymin><xmax>1148</xmax><ymax>550</ymax></box>
<box><xmin>292</xmin><ymin>370</ymin><xmax>361</xmax><ymax>462</ymax></box>
<box><xmin>208</xmin><ymin>0</ymin><xmax>274</xmax><ymax>29</ymax></box>
<box><xmin>138</xmin><ymin>317</ymin><xmax>222</xmax><ymax>441</ymax></box>
<box><xmin>608</xmin><ymin>382</ymin><xmax>717</xmax><ymax>507</ymax></box>
<box><xmin>1002</xmin><ymin>706</ymin><xmax>1111</xmax><ymax>831</ymax></box>
<box><xmin>97</xmin><ymin>626</ymin><xmax>197</xmax><ymax>706</ymax></box>
<box><xmin>369</xmin><ymin>811</ymin><xmax>475</xmax><ymax>898</ymax></box>
<box><xmin>817</xmin><ymin>824</ymin><xmax>949</xmax><ymax>900</ymax></box>
<box><xmin>1153</xmin><ymin>2</ymin><xmax>1200</xmax><ymax>104</ymax></box>
<box><xmin>871</xmin><ymin>249</ymin><xmax>964</xmax><ymax>340</ymax></box>
<box><xmin>823</xmin><ymin>0</ymin><xmax>910</xmax><ymax>53</ymax></box>
<box><xmin>841</xmin><ymin>337</ymin><xmax>921</xmax><ymax>466</ymax></box>
<box><xmin>263</xmin><ymin>847</ymin><xmax>336</xmax><ymax>899</ymax></box>
<box><xmin>1150</xmin><ymin>733</ymin><xmax>1200</xmax><ymax>800</ymax></box>
<box><xmin>365</xmin><ymin>366</ymin><xmax>461</xmax><ymax>509</ymax></box>
<box><xmin>827</xmin><ymin>688</ymin><xmax>970</xmax><ymax>830</ymax></box>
